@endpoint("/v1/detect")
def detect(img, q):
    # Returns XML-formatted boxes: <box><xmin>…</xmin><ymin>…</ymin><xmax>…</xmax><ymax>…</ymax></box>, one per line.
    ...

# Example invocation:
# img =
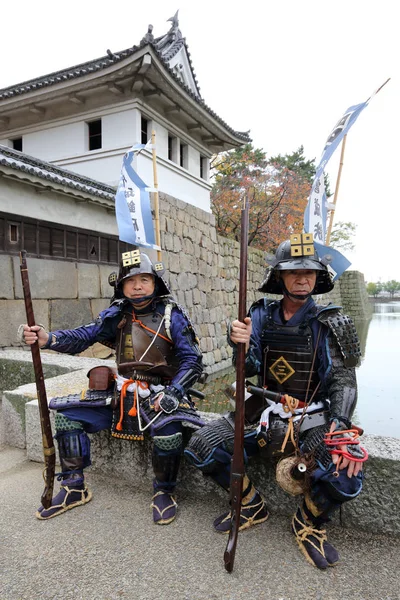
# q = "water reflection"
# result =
<box><xmin>196</xmin><ymin>301</ymin><xmax>400</xmax><ymax>439</ymax></box>
<box><xmin>355</xmin><ymin>301</ymin><xmax>400</xmax><ymax>439</ymax></box>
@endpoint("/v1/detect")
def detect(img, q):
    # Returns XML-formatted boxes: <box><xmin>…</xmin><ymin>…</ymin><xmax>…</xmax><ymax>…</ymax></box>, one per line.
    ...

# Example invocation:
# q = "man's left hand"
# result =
<box><xmin>329</xmin><ymin>421</ymin><xmax>363</xmax><ymax>478</ymax></box>
<box><xmin>153</xmin><ymin>388</ymin><xmax>180</xmax><ymax>414</ymax></box>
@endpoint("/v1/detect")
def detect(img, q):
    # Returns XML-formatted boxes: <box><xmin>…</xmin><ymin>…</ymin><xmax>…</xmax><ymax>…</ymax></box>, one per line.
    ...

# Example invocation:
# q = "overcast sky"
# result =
<box><xmin>1</xmin><ymin>0</ymin><xmax>398</xmax><ymax>282</ymax></box>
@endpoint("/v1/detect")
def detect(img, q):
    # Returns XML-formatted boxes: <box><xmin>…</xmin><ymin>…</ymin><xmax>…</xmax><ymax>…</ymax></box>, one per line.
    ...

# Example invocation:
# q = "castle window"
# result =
<box><xmin>87</xmin><ymin>119</ymin><xmax>102</xmax><ymax>151</ymax></box>
<box><xmin>200</xmin><ymin>156</ymin><xmax>208</xmax><ymax>180</ymax></box>
<box><xmin>168</xmin><ymin>135</ymin><xmax>178</xmax><ymax>163</ymax></box>
<box><xmin>141</xmin><ymin>117</ymin><xmax>150</xmax><ymax>145</ymax></box>
<box><xmin>0</xmin><ymin>211</ymin><xmax>129</xmax><ymax>265</ymax></box>
<box><xmin>9</xmin><ymin>223</ymin><xmax>19</xmax><ymax>243</ymax></box>
<box><xmin>180</xmin><ymin>143</ymin><xmax>188</xmax><ymax>169</ymax></box>
<box><xmin>12</xmin><ymin>138</ymin><xmax>23</xmax><ymax>152</ymax></box>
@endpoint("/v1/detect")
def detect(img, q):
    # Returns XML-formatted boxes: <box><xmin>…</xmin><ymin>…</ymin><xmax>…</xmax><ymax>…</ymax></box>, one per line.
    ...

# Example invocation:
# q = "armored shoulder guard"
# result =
<box><xmin>249</xmin><ymin>297</ymin><xmax>278</xmax><ymax>315</ymax></box>
<box><xmin>160</xmin><ymin>297</ymin><xmax>200</xmax><ymax>345</ymax></box>
<box><xmin>317</xmin><ymin>308</ymin><xmax>361</xmax><ymax>367</ymax></box>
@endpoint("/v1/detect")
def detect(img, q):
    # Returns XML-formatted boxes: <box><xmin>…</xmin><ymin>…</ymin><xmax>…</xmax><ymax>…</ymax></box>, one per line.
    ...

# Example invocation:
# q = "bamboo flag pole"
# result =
<box><xmin>325</xmin><ymin>134</ymin><xmax>347</xmax><ymax>246</ymax></box>
<box><xmin>151</xmin><ymin>129</ymin><xmax>162</xmax><ymax>262</ymax></box>
<box><xmin>325</xmin><ymin>78</ymin><xmax>390</xmax><ymax>247</ymax></box>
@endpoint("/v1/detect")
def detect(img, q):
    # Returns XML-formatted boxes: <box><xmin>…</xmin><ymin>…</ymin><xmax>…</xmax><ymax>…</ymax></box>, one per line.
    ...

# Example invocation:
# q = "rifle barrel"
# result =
<box><xmin>224</xmin><ymin>196</ymin><xmax>249</xmax><ymax>572</ymax></box>
<box><xmin>19</xmin><ymin>251</ymin><xmax>55</xmax><ymax>509</ymax></box>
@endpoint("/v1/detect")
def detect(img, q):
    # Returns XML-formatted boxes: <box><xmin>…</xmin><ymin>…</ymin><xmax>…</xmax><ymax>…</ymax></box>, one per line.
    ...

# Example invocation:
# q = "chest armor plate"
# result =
<box><xmin>260</xmin><ymin>320</ymin><xmax>321</xmax><ymax>402</ymax></box>
<box><xmin>116</xmin><ymin>308</ymin><xmax>179</xmax><ymax>379</ymax></box>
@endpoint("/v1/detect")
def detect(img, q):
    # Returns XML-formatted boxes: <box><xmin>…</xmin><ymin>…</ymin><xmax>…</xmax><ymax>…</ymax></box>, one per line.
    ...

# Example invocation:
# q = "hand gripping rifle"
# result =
<box><xmin>19</xmin><ymin>251</ymin><xmax>55</xmax><ymax>509</ymax></box>
<box><xmin>224</xmin><ymin>195</ymin><xmax>249</xmax><ymax>573</ymax></box>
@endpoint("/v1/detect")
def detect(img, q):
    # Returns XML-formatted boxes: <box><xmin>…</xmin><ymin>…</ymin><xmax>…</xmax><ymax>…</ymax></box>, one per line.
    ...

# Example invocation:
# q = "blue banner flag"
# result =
<box><xmin>115</xmin><ymin>143</ymin><xmax>160</xmax><ymax>250</ymax></box>
<box><xmin>314</xmin><ymin>241</ymin><xmax>351</xmax><ymax>282</ymax></box>
<box><xmin>304</xmin><ymin>99</ymin><xmax>368</xmax><ymax>244</ymax></box>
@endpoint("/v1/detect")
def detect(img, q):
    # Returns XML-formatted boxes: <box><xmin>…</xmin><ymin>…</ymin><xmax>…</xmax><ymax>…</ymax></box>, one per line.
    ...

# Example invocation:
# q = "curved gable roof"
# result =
<box><xmin>0</xmin><ymin>16</ymin><xmax>250</xmax><ymax>143</ymax></box>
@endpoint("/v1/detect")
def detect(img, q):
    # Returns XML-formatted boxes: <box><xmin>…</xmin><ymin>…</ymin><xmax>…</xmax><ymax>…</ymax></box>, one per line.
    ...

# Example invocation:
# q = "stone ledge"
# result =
<box><xmin>23</xmin><ymin>394</ymin><xmax>400</xmax><ymax>536</ymax></box>
<box><xmin>2</xmin><ymin>350</ymin><xmax>399</xmax><ymax>536</ymax></box>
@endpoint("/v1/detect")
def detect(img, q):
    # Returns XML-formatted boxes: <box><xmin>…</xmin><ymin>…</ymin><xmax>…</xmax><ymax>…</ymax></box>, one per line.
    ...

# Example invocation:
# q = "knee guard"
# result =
<box><xmin>184</xmin><ymin>415</ymin><xmax>234</xmax><ymax>471</ymax></box>
<box><xmin>184</xmin><ymin>417</ymin><xmax>236</xmax><ymax>491</ymax></box>
<box><xmin>55</xmin><ymin>413</ymin><xmax>91</xmax><ymax>479</ymax></box>
<box><xmin>153</xmin><ymin>432</ymin><xmax>183</xmax><ymax>455</ymax></box>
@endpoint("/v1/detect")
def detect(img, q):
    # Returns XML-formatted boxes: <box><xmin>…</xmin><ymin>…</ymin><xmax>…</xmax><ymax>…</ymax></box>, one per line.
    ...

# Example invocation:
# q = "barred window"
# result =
<box><xmin>0</xmin><ymin>212</ymin><xmax>130</xmax><ymax>264</ymax></box>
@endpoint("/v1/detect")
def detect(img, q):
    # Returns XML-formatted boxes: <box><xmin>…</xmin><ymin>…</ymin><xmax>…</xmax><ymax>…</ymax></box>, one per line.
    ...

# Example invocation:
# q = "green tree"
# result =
<box><xmin>366</xmin><ymin>282</ymin><xmax>381</xmax><ymax>297</ymax></box>
<box><xmin>329</xmin><ymin>221</ymin><xmax>357</xmax><ymax>251</ymax></box>
<box><xmin>382</xmin><ymin>280</ymin><xmax>400</xmax><ymax>298</ymax></box>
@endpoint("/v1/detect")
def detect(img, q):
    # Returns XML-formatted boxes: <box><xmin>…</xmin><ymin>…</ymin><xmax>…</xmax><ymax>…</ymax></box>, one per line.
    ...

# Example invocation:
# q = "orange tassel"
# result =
<box><xmin>128</xmin><ymin>388</ymin><xmax>138</xmax><ymax>417</ymax></box>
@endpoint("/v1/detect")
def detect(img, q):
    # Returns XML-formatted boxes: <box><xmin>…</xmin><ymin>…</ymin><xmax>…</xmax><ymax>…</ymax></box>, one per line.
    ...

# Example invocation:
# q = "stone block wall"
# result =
<box><xmin>0</xmin><ymin>192</ymin><xmax>372</xmax><ymax>372</ymax></box>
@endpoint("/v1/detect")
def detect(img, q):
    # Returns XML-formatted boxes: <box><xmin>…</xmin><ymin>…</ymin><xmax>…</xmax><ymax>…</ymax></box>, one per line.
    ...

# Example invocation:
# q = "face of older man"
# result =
<box><xmin>122</xmin><ymin>273</ymin><xmax>155</xmax><ymax>299</ymax></box>
<box><xmin>280</xmin><ymin>269</ymin><xmax>317</xmax><ymax>299</ymax></box>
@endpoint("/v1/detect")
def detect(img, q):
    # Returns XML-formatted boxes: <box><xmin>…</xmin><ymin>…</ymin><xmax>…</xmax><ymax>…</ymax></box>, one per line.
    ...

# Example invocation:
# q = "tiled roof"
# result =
<box><xmin>0</xmin><ymin>145</ymin><xmax>116</xmax><ymax>201</ymax></box>
<box><xmin>0</xmin><ymin>21</ymin><xmax>250</xmax><ymax>143</ymax></box>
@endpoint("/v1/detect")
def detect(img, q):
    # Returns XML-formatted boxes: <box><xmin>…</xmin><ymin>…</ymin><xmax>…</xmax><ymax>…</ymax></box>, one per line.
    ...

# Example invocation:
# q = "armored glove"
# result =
<box><xmin>159</xmin><ymin>387</ymin><xmax>181</xmax><ymax>414</ymax></box>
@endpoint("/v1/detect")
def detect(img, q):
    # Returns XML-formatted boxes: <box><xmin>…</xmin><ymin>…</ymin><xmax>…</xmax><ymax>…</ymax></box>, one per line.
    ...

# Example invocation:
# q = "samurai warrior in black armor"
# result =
<box><xmin>185</xmin><ymin>233</ymin><xmax>366</xmax><ymax>569</ymax></box>
<box><xmin>22</xmin><ymin>250</ymin><xmax>203</xmax><ymax>524</ymax></box>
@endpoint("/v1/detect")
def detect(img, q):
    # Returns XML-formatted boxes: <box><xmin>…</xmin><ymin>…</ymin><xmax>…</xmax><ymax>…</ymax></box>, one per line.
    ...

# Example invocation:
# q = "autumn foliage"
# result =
<box><xmin>211</xmin><ymin>144</ymin><xmax>315</xmax><ymax>252</ymax></box>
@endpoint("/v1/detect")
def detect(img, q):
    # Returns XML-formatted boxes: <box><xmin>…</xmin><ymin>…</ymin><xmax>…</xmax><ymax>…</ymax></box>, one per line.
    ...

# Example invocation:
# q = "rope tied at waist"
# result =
<box><xmin>115</xmin><ymin>379</ymin><xmax>150</xmax><ymax>431</ymax></box>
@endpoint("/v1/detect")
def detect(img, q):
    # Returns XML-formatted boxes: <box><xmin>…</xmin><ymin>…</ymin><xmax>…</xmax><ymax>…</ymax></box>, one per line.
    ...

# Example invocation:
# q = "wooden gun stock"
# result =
<box><xmin>19</xmin><ymin>251</ymin><xmax>55</xmax><ymax>509</ymax></box>
<box><xmin>224</xmin><ymin>196</ymin><xmax>249</xmax><ymax>573</ymax></box>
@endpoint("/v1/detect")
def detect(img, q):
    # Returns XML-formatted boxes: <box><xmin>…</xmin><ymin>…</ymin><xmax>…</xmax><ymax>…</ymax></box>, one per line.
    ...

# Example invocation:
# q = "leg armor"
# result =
<box><xmin>55</xmin><ymin>412</ymin><xmax>91</xmax><ymax>484</ymax></box>
<box><xmin>184</xmin><ymin>415</ymin><xmax>236</xmax><ymax>490</ymax></box>
<box><xmin>36</xmin><ymin>413</ymin><xmax>92</xmax><ymax>520</ymax></box>
<box><xmin>292</xmin><ymin>455</ymin><xmax>363</xmax><ymax>569</ymax></box>
<box><xmin>185</xmin><ymin>417</ymin><xmax>269</xmax><ymax>532</ymax></box>
<box><xmin>151</xmin><ymin>429</ymin><xmax>182</xmax><ymax>525</ymax></box>
<box><xmin>213</xmin><ymin>474</ymin><xmax>269</xmax><ymax>533</ymax></box>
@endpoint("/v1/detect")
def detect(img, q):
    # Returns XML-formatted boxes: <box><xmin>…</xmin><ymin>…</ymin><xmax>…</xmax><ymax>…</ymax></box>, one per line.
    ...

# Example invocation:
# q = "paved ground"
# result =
<box><xmin>0</xmin><ymin>445</ymin><xmax>399</xmax><ymax>600</ymax></box>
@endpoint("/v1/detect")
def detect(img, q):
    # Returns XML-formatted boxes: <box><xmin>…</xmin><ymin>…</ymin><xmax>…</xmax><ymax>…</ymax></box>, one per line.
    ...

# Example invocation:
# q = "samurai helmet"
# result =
<box><xmin>108</xmin><ymin>249</ymin><xmax>171</xmax><ymax>297</ymax></box>
<box><xmin>258</xmin><ymin>233</ymin><xmax>334</xmax><ymax>295</ymax></box>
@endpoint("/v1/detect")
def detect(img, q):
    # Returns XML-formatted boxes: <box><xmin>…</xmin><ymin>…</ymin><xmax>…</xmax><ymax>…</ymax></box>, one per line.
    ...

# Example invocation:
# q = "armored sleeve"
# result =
<box><xmin>42</xmin><ymin>305</ymin><xmax>121</xmax><ymax>354</ymax></box>
<box><xmin>316</xmin><ymin>310</ymin><xmax>361</xmax><ymax>425</ymax></box>
<box><xmin>323</xmin><ymin>332</ymin><xmax>358</xmax><ymax>425</ymax></box>
<box><xmin>168</xmin><ymin>306</ymin><xmax>203</xmax><ymax>396</ymax></box>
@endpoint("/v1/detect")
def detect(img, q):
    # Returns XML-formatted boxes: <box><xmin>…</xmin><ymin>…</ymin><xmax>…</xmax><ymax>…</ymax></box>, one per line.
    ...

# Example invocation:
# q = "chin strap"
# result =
<box><xmin>281</xmin><ymin>281</ymin><xmax>315</xmax><ymax>301</ymax></box>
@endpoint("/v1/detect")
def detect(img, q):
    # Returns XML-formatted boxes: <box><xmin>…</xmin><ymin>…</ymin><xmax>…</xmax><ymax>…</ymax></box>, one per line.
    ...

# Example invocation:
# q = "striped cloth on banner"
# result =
<box><xmin>115</xmin><ymin>143</ymin><xmax>160</xmax><ymax>250</ymax></box>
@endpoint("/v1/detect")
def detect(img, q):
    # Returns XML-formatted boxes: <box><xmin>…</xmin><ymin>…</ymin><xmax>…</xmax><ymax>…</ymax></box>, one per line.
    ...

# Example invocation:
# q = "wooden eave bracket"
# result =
<box><xmin>69</xmin><ymin>93</ymin><xmax>85</xmax><ymax>105</ymax></box>
<box><xmin>164</xmin><ymin>105</ymin><xmax>181</xmax><ymax>115</ymax></box>
<box><xmin>108</xmin><ymin>82</ymin><xmax>124</xmax><ymax>95</ymax></box>
<box><xmin>29</xmin><ymin>105</ymin><xmax>45</xmax><ymax>115</ymax></box>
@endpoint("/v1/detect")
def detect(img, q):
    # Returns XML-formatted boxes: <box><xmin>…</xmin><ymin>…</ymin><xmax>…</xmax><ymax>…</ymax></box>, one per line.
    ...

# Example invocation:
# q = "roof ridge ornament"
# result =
<box><xmin>154</xmin><ymin>10</ymin><xmax>182</xmax><ymax>54</ymax></box>
<box><xmin>141</xmin><ymin>24</ymin><xmax>154</xmax><ymax>45</ymax></box>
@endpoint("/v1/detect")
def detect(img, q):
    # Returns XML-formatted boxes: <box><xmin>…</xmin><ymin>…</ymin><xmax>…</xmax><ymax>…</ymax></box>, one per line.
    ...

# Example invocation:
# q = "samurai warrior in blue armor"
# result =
<box><xmin>185</xmin><ymin>234</ymin><xmax>367</xmax><ymax>569</ymax></box>
<box><xmin>22</xmin><ymin>251</ymin><xmax>203</xmax><ymax>524</ymax></box>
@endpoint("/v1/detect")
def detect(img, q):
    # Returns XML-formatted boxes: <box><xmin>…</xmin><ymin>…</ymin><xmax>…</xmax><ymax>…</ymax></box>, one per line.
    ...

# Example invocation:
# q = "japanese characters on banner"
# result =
<box><xmin>304</xmin><ymin>100</ymin><xmax>368</xmax><ymax>244</ymax></box>
<box><xmin>115</xmin><ymin>143</ymin><xmax>160</xmax><ymax>250</ymax></box>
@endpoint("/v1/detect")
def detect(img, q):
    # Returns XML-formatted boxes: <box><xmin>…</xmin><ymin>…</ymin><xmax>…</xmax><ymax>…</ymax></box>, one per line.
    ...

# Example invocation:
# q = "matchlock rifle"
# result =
<box><xmin>224</xmin><ymin>195</ymin><xmax>249</xmax><ymax>572</ymax></box>
<box><xmin>19</xmin><ymin>250</ymin><xmax>55</xmax><ymax>509</ymax></box>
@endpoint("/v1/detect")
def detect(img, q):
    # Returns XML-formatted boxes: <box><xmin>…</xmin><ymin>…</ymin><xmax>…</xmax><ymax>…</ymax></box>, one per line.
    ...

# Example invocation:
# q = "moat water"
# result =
<box><xmin>196</xmin><ymin>301</ymin><xmax>400</xmax><ymax>439</ymax></box>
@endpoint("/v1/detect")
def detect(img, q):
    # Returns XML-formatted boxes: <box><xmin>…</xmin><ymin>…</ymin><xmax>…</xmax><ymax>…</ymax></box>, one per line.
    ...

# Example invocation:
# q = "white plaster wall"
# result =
<box><xmin>2</xmin><ymin>106</ymin><xmax>211</xmax><ymax>211</ymax></box>
<box><xmin>0</xmin><ymin>177</ymin><xmax>118</xmax><ymax>234</ymax></box>
<box><xmin>22</xmin><ymin>122</ymin><xmax>85</xmax><ymax>161</ymax></box>
<box><xmin>102</xmin><ymin>109</ymin><xmax>137</xmax><ymax>149</ymax></box>
<box><xmin>137</xmin><ymin>152</ymin><xmax>211</xmax><ymax>211</ymax></box>
<box><xmin>58</xmin><ymin>153</ymin><xmax>125</xmax><ymax>187</ymax></box>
